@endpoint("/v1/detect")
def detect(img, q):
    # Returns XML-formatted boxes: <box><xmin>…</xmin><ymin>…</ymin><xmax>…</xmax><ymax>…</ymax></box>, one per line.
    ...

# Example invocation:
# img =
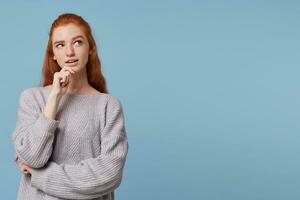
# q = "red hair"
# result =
<box><xmin>40</xmin><ymin>13</ymin><xmax>108</xmax><ymax>93</ymax></box>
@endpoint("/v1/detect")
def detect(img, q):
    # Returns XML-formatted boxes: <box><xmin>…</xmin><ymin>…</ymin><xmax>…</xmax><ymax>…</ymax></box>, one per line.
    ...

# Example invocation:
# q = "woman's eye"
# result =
<box><xmin>74</xmin><ymin>40</ymin><xmax>82</xmax><ymax>46</ymax></box>
<box><xmin>56</xmin><ymin>44</ymin><xmax>64</xmax><ymax>48</ymax></box>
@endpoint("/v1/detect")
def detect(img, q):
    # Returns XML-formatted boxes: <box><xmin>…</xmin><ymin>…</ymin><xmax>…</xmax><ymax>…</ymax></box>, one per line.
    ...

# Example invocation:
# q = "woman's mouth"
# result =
<box><xmin>65</xmin><ymin>59</ymin><xmax>79</xmax><ymax>66</ymax></box>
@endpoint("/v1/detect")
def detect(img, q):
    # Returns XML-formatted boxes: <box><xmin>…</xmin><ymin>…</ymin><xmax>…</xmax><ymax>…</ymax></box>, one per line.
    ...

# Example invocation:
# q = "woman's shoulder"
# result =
<box><xmin>19</xmin><ymin>86</ymin><xmax>42</xmax><ymax>97</ymax></box>
<box><xmin>17</xmin><ymin>86</ymin><xmax>45</xmax><ymax>107</ymax></box>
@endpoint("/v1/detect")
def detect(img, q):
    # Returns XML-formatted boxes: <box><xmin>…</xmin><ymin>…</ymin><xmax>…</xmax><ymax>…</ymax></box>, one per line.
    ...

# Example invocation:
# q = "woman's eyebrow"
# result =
<box><xmin>53</xmin><ymin>35</ymin><xmax>84</xmax><ymax>45</ymax></box>
<box><xmin>72</xmin><ymin>35</ymin><xmax>84</xmax><ymax>40</ymax></box>
<box><xmin>53</xmin><ymin>40</ymin><xmax>64</xmax><ymax>45</ymax></box>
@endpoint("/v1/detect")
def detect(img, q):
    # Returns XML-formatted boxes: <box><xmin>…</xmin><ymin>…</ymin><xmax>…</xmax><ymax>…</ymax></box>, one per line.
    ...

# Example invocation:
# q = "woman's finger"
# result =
<box><xmin>21</xmin><ymin>164</ymin><xmax>31</xmax><ymax>174</ymax></box>
<box><xmin>64</xmin><ymin>74</ymin><xmax>68</xmax><ymax>84</ymax></box>
<box><xmin>66</xmin><ymin>67</ymin><xmax>75</xmax><ymax>74</ymax></box>
<box><xmin>20</xmin><ymin>165</ymin><xmax>25</xmax><ymax>172</ymax></box>
<box><xmin>62</xmin><ymin>66</ymin><xmax>75</xmax><ymax>74</ymax></box>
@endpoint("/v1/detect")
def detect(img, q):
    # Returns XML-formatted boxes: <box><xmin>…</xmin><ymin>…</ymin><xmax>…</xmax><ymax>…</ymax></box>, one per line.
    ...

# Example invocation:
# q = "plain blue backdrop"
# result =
<box><xmin>1</xmin><ymin>0</ymin><xmax>300</xmax><ymax>199</ymax></box>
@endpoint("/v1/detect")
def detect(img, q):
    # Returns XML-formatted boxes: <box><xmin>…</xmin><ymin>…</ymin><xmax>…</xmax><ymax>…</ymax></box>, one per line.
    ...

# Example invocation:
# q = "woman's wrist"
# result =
<box><xmin>43</xmin><ymin>92</ymin><xmax>60</xmax><ymax>120</ymax></box>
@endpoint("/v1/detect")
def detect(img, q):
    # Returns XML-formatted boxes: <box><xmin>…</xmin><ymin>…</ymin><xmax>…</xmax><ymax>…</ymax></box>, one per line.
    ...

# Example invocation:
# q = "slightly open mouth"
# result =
<box><xmin>65</xmin><ymin>59</ymin><xmax>79</xmax><ymax>66</ymax></box>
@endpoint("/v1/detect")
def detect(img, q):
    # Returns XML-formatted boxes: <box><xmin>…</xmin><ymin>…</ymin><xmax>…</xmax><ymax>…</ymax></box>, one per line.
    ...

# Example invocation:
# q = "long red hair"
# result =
<box><xmin>40</xmin><ymin>13</ymin><xmax>108</xmax><ymax>93</ymax></box>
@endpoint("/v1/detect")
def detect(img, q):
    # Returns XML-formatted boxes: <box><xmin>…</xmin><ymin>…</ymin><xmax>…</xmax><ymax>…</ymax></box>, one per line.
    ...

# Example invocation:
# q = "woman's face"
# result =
<box><xmin>51</xmin><ymin>23</ymin><xmax>90</xmax><ymax>72</ymax></box>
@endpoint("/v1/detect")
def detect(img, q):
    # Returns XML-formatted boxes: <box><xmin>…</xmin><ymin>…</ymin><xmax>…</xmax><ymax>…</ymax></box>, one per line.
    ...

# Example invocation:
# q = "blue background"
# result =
<box><xmin>1</xmin><ymin>0</ymin><xmax>300</xmax><ymax>199</ymax></box>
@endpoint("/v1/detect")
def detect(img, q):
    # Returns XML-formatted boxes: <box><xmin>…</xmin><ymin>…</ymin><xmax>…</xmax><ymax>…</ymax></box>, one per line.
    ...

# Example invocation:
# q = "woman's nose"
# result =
<box><xmin>65</xmin><ymin>44</ymin><xmax>75</xmax><ymax>57</ymax></box>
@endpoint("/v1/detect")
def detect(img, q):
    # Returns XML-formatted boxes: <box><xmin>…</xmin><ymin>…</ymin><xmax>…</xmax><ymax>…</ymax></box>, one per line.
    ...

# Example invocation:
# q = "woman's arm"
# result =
<box><xmin>12</xmin><ymin>89</ymin><xmax>60</xmax><ymax>168</ymax></box>
<box><xmin>29</xmin><ymin>96</ymin><xmax>129</xmax><ymax>199</ymax></box>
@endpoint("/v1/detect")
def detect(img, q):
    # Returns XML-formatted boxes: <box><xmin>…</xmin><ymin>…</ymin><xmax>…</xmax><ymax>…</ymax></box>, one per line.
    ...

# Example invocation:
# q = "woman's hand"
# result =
<box><xmin>51</xmin><ymin>66</ymin><xmax>76</xmax><ymax>98</ymax></box>
<box><xmin>20</xmin><ymin>163</ymin><xmax>32</xmax><ymax>175</ymax></box>
<box><xmin>15</xmin><ymin>156</ymin><xmax>32</xmax><ymax>175</ymax></box>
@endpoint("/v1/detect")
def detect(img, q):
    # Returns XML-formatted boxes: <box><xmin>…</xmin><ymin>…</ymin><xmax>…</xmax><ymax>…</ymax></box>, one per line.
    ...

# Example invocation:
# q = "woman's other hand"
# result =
<box><xmin>15</xmin><ymin>156</ymin><xmax>32</xmax><ymax>175</ymax></box>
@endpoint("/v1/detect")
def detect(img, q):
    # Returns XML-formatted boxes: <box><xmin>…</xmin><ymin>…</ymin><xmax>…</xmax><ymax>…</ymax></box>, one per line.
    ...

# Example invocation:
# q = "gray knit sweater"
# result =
<box><xmin>11</xmin><ymin>87</ymin><xmax>129</xmax><ymax>200</ymax></box>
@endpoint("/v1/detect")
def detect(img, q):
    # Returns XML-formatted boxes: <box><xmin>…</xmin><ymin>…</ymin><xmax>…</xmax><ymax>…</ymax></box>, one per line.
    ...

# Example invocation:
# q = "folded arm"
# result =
<box><xmin>30</xmin><ymin>96</ymin><xmax>129</xmax><ymax>199</ymax></box>
<box><xmin>12</xmin><ymin>90</ymin><xmax>59</xmax><ymax>168</ymax></box>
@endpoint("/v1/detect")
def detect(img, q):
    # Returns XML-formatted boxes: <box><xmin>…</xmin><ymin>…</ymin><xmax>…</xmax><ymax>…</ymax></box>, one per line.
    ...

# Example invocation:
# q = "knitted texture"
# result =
<box><xmin>12</xmin><ymin>87</ymin><xmax>129</xmax><ymax>200</ymax></box>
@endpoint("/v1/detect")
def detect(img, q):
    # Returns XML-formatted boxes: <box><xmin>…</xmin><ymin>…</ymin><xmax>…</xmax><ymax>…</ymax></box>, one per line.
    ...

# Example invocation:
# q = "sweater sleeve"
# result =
<box><xmin>30</xmin><ymin>96</ymin><xmax>129</xmax><ymax>200</ymax></box>
<box><xmin>11</xmin><ymin>89</ymin><xmax>60</xmax><ymax>168</ymax></box>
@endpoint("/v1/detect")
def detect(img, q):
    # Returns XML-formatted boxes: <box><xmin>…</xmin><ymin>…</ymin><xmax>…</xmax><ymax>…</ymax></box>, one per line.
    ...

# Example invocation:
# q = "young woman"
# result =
<box><xmin>12</xmin><ymin>13</ymin><xmax>129</xmax><ymax>200</ymax></box>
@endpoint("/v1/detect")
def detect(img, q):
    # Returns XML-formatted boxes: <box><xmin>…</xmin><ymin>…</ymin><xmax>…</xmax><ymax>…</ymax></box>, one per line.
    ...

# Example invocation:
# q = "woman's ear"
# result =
<box><xmin>53</xmin><ymin>56</ymin><xmax>57</xmax><ymax>60</ymax></box>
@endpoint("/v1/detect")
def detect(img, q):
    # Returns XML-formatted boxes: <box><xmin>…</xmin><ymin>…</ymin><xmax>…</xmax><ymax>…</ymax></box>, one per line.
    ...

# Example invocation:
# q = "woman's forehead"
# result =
<box><xmin>52</xmin><ymin>23</ymin><xmax>87</xmax><ymax>41</ymax></box>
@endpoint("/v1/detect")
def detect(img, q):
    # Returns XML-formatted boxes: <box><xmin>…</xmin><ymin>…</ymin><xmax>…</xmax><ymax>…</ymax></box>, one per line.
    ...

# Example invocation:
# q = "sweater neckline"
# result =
<box><xmin>41</xmin><ymin>87</ymin><xmax>102</xmax><ymax>97</ymax></box>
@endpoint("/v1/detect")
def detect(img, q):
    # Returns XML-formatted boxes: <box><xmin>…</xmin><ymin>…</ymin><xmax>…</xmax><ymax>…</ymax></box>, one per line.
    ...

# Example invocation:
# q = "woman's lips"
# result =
<box><xmin>65</xmin><ymin>60</ymin><xmax>79</xmax><ymax>66</ymax></box>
